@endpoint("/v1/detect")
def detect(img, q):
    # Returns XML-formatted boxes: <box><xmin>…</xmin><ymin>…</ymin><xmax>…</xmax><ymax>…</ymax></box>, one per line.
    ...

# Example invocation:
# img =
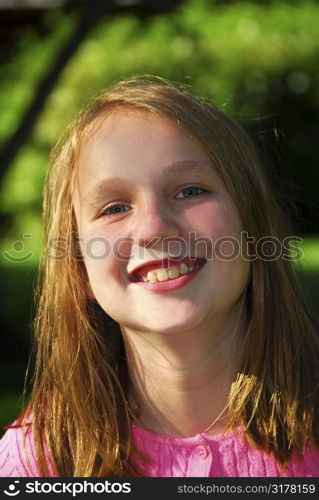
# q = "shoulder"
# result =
<box><xmin>292</xmin><ymin>445</ymin><xmax>319</xmax><ymax>477</ymax></box>
<box><xmin>0</xmin><ymin>422</ymin><xmax>41</xmax><ymax>477</ymax></box>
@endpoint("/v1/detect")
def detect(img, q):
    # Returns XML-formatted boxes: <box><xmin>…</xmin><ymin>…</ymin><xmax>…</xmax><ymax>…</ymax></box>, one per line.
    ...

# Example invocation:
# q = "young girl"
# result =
<box><xmin>0</xmin><ymin>75</ymin><xmax>318</xmax><ymax>477</ymax></box>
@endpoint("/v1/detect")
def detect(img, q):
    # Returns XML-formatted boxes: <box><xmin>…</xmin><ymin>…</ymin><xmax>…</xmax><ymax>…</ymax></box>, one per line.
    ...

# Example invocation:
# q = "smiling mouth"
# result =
<box><xmin>130</xmin><ymin>258</ymin><xmax>206</xmax><ymax>283</ymax></box>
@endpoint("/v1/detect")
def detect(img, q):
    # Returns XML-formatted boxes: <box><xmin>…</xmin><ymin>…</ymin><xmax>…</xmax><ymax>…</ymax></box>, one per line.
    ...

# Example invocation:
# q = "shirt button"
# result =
<box><xmin>195</xmin><ymin>445</ymin><xmax>209</xmax><ymax>459</ymax></box>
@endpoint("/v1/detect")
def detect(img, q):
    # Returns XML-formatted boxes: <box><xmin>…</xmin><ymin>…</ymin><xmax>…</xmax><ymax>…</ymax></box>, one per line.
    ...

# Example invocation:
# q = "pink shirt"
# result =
<box><xmin>1</xmin><ymin>422</ymin><xmax>319</xmax><ymax>477</ymax></box>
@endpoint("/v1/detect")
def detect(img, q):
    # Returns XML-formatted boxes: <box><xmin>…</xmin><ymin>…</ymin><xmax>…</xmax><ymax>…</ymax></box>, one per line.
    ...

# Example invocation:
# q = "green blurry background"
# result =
<box><xmin>0</xmin><ymin>0</ymin><xmax>318</xmax><ymax>435</ymax></box>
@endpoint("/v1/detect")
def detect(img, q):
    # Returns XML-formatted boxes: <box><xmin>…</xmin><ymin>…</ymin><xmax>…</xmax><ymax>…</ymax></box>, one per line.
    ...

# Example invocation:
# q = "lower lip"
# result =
<box><xmin>131</xmin><ymin>263</ymin><xmax>206</xmax><ymax>293</ymax></box>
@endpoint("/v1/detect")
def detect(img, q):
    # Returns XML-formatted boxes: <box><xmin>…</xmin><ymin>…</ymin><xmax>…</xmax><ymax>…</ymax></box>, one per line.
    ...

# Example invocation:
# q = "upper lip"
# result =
<box><xmin>128</xmin><ymin>257</ymin><xmax>205</xmax><ymax>282</ymax></box>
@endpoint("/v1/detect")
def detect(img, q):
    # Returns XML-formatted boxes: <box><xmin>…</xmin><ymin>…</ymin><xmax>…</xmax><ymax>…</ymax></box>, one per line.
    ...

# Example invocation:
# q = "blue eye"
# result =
<box><xmin>103</xmin><ymin>205</ymin><xmax>131</xmax><ymax>216</ymax></box>
<box><xmin>176</xmin><ymin>187</ymin><xmax>207</xmax><ymax>199</ymax></box>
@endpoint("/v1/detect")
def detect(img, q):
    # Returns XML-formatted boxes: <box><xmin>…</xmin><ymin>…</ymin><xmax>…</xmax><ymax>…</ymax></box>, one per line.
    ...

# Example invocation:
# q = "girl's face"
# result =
<box><xmin>73</xmin><ymin>109</ymin><xmax>250</xmax><ymax>335</ymax></box>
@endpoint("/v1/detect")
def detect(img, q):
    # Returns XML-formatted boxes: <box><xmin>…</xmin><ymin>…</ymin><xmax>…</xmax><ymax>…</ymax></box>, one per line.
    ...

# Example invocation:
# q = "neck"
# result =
<box><xmin>121</xmin><ymin>308</ymin><xmax>243</xmax><ymax>437</ymax></box>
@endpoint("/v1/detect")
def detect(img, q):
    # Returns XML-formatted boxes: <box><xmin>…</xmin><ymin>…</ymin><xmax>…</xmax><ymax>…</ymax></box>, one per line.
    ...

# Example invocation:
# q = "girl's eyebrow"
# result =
<box><xmin>85</xmin><ymin>160</ymin><xmax>218</xmax><ymax>209</ymax></box>
<box><xmin>166</xmin><ymin>160</ymin><xmax>217</xmax><ymax>178</ymax></box>
<box><xmin>85</xmin><ymin>178</ymin><xmax>130</xmax><ymax>210</ymax></box>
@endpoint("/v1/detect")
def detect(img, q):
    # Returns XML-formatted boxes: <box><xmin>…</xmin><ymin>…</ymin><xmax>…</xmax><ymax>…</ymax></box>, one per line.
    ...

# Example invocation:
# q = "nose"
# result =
<box><xmin>132</xmin><ymin>198</ymin><xmax>182</xmax><ymax>248</ymax></box>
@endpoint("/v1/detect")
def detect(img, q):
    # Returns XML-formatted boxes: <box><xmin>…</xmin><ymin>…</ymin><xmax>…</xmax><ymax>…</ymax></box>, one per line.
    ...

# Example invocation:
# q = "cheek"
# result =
<box><xmin>80</xmin><ymin>235</ymin><xmax>130</xmax><ymax>297</ymax></box>
<box><xmin>79</xmin><ymin>222</ymin><xmax>130</xmax><ymax>262</ymax></box>
<box><xmin>187</xmin><ymin>201</ymin><xmax>242</xmax><ymax>241</ymax></box>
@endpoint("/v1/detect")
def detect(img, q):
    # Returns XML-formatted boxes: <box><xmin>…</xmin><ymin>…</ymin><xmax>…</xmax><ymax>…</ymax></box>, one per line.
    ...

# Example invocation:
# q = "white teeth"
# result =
<box><xmin>146</xmin><ymin>271</ymin><xmax>157</xmax><ymax>282</ymax></box>
<box><xmin>180</xmin><ymin>263</ymin><xmax>189</xmax><ymax>274</ymax></box>
<box><xmin>168</xmin><ymin>267</ymin><xmax>179</xmax><ymax>279</ymax></box>
<box><xmin>157</xmin><ymin>269</ymin><xmax>169</xmax><ymax>281</ymax></box>
<box><xmin>138</xmin><ymin>261</ymin><xmax>202</xmax><ymax>283</ymax></box>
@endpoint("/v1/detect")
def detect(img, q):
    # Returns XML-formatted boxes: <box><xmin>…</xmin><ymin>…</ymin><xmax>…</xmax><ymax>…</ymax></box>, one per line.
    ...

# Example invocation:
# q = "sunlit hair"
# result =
<box><xmin>21</xmin><ymin>75</ymin><xmax>319</xmax><ymax>476</ymax></box>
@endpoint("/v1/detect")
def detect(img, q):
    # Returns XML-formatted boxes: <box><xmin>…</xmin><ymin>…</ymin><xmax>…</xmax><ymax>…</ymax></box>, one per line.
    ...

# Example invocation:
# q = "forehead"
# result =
<box><xmin>77</xmin><ymin>108</ymin><xmax>214</xmax><ymax>181</ymax></box>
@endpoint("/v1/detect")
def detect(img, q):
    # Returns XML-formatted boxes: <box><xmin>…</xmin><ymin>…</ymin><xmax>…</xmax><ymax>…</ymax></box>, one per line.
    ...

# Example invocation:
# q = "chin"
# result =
<box><xmin>129</xmin><ymin>307</ymin><xmax>208</xmax><ymax>335</ymax></box>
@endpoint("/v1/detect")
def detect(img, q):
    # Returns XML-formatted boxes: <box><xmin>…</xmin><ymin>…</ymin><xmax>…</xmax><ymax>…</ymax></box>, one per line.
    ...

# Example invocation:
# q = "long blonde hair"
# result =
<box><xmin>22</xmin><ymin>75</ymin><xmax>319</xmax><ymax>476</ymax></box>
